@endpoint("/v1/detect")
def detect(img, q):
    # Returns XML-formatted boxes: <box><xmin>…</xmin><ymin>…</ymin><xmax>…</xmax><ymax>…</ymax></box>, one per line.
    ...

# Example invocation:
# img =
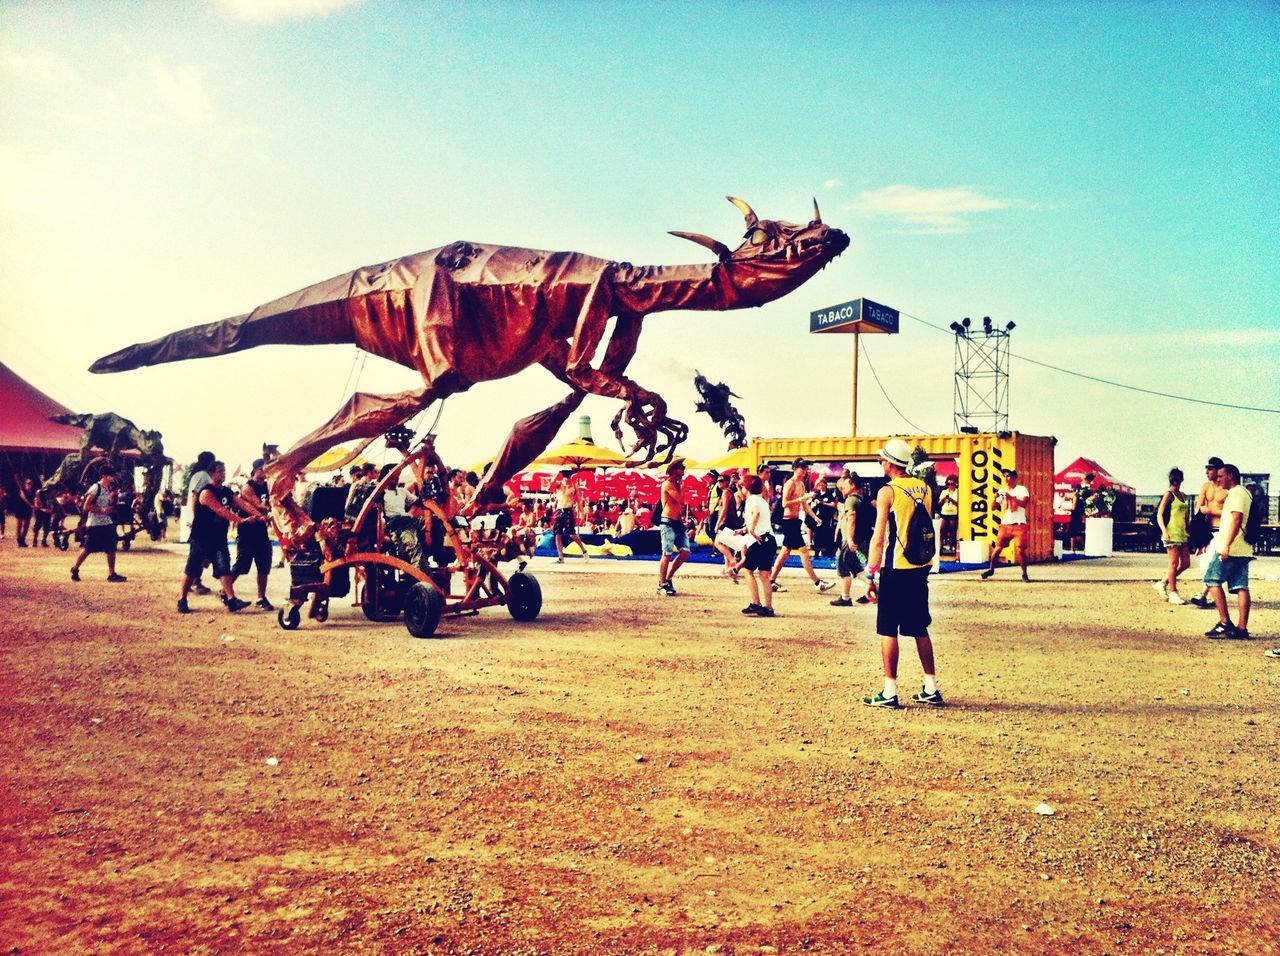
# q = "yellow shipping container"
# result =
<box><xmin>748</xmin><ymin>432</ymin><xmax>1058</xmax><ymax>564</ymax></box>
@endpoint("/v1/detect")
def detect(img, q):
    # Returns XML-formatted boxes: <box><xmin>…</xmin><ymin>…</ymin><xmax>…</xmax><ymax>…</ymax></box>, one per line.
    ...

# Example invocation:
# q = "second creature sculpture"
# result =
<box><xmin>92</xmin><ymin>196</ymin><xmax>848</xmax><ymax>547</ymax></box>
<box><xmin>693</xmin><ymin>371</ymin><xmax>748</xmax><ymax>450</ymax></box>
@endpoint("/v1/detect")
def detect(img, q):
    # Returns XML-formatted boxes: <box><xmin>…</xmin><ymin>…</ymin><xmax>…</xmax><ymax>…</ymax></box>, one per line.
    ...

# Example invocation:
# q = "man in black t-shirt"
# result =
<box><xmin>178</xmin><ymin>461</ymin><xmax>260</xmax><ymax>614</ymax></box>
<box><xmin>229</xmin><ymin>458</ymin><xmax>275</xmax><ymax>610</ymax></box>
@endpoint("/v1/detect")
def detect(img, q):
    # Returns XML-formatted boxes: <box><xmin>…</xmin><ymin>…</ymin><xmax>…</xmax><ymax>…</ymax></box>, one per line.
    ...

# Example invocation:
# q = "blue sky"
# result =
<box><xmin>1</xmin><ymin>0</ymin><xmax>1276</xmax><ymax>493</ymax></box>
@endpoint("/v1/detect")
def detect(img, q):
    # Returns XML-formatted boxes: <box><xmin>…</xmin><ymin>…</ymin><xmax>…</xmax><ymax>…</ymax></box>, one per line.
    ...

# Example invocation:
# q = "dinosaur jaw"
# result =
<box><xmin>715</xmin><ymin>230</ymin><xmax>849</xmax><ymax>309</ymax></box>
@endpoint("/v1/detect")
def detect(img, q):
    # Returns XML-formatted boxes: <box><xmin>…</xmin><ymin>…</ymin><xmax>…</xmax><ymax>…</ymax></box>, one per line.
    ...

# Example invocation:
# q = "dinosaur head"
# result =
<box><xmin>670</xmin><ymin>196</ymin><xmax>848</xmax><ymax>309</ymax></box>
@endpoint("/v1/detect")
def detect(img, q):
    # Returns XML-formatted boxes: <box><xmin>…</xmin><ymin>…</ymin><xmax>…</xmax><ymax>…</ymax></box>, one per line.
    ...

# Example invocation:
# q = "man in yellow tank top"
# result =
<box><xmin>861</xmin><ymin>438</ymin><xmax>943</xmax><ymax>708</ymax></box>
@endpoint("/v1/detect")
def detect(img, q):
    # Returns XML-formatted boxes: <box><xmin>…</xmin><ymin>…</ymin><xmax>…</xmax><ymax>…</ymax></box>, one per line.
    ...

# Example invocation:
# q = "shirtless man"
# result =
<box><xmin>769</xmin><ymin>459</ymin><xmax>834</xmax><ymax>594</ymax></box>
<box><xmin>551</xmin><ymin>470</ymin><xmax>590</xmax><ymax>562</ymax></box>
<box><xmin>1189</xmin><ymin>456</ymin><xmax>1228</xmax><ymax>608</ymax></box>
<box><xmin>656</xmin><ymin>460</ymin><xmax>691</xmax><ymax>596</ymax></box>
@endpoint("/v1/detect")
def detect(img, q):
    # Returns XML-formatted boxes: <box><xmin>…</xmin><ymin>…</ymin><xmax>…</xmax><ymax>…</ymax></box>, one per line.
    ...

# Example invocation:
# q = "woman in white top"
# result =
<box><xmin>739</xmin><ymin>474</ymin><xmax>778</xmax><ymax>617</ymax></box>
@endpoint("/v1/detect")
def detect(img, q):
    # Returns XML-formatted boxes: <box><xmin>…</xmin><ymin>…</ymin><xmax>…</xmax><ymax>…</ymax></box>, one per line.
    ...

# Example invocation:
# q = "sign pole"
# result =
<box><xmin>851</xmin><ymin>331</ymin><xmax>860</xmax><ymax>436</ymax></box>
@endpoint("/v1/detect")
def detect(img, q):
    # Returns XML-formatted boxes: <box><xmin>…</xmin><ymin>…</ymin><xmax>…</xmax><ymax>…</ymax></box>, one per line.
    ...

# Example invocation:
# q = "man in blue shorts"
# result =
<box><xmin>1203</xmin><ymin>463</ymin><xmax>1253</xmax><ymax>640</ymax></box>
<box><xmin>656</xmin><ymin>460</ymin><xmax>691</xmax><ymax>596</ymax></box>
<box><xmin>861</xmin><ymin>439</ymin><xmax>943</xmax><ymax>708</ymax></box>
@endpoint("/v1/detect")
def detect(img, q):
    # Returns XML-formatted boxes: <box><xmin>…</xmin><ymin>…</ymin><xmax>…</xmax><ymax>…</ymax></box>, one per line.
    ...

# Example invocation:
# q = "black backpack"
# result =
<box><xmin>1242</xmin><ymin>491</ymin><xmax>1265</xmax><ymax>546</ymax></box>
<box><xmin>901</xmin><ymin>490</ymin><xmax>937</xmax><ymax>566</ymax></box>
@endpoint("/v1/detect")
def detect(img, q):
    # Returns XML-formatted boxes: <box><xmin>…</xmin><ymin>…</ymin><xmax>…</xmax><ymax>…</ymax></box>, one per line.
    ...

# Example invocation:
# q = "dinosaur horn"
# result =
<box><xmin>669</xmin><ymin>231</ymin><xmax>731</xmax><ymax>261</ymax></box>
<box><xmin>812</xmin><ymin>197</ymin><xmax>822</xmax><ymax>224</ymax></box>
<box><xmin>726</xmin><ymin>196</ymin><xmax>759</xmax><ymax>230</ymax></box>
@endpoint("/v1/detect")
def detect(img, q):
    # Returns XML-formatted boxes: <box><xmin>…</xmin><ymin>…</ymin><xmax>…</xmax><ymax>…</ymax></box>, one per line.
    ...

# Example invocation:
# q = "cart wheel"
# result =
<box><xmin>313</xmin><ymin>599</ymin><xmax>329</xmax><ymax>623</ymax></box>
<box><xmin>404</xmin><ymin>581</ymin><xmax>444</xmax><ymax>638</ymax></box>
<box><xmin>506</xmin><ymin>571</ymin><xmax>542</xmax><ymax>622</ymax></box>
<box><xmin>278</xmin><ymin>605</ymin><xmax>301</xmax><ymax>630</ymax></box>
<box><xmin>122</xmin><ymin>537</ymin><xmax>132</xmax><ymax>551</ymax></box>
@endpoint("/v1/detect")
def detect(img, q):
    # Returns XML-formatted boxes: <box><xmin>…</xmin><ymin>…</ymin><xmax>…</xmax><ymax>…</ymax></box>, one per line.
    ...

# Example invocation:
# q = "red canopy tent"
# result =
<box><xmin>0</xmin><ymin>361</ymin><xmax>85</xmax><ymax>503</ymax></box>
<box><xmin>1053</xmin><ymin>457</ymin><xmax>1136</xmax><ymax>523</ymax></box>
<box><xmin>0</xmin><ymin>361</ymin><xmax>83</xmax><ymax>455</ymax></box>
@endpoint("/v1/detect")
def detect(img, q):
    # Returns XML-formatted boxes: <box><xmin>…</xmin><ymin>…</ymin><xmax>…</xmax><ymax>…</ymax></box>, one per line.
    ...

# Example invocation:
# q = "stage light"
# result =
<box><xmin>959</xmin><ymin>425</ymin><xmax>979</xmax><ymax>434</ymax></box>
<box><xmin>1005</xmin><ymin>321</ymin><xmax>1016</xmax><ymax>331</ymax></box>
<box><xmin>949</xmin><ymin>321</ymin><xmax>964</xmax><ymax>334</ymax></box>
<box><xmin>982</xmin><ymin>316</ymin><xmax>993</xmax><ymax>333</ymax></box>
<box><xmin>962</xmin><ymin>317</ymin><xmax>971</xmax><ymax>329</ymax></box>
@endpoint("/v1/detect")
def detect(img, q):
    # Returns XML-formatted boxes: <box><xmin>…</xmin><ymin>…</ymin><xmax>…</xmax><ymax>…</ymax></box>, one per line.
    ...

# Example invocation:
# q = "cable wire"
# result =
<box><xmin>859</xmin><ymin>338</ymin><xmax>930</xmax><ymax>433</ymax></box>
<box><xmin>897</xmin><ymin>311</ymin><xmax>1280</xmax><ymax>414</ymax></box>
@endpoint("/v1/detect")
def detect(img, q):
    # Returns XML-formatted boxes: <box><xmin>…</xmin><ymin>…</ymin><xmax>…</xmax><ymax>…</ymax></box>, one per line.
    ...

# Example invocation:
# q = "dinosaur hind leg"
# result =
<box><xmin>266</xmin><ymin>383</ymin><xmax>452</xmax><ymax>547</ymax></box>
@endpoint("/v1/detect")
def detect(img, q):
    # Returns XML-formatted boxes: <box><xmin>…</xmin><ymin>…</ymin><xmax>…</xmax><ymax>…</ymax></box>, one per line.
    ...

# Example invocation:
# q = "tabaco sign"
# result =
<box><xmin>809</xmin><ymin>298</ymin><xmax>900</xmax><ymax>335</ymax></box>
<box><xmin>967</xmin><ymin>441</ymin><xmax>1014</xmax><ymax>540</ymax></box>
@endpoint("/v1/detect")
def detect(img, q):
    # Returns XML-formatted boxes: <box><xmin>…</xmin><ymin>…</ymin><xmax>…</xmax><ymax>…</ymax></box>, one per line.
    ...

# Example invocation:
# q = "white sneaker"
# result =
<box><xmin>1151</xmin><ymin>580</ymin><xmax>1168</xmax><ymax>598</ymax></box>
<box><xmin>815</xmin><ymin>579</ymin><xmax>835</xmax><ymax>592</ymax></box>
<box><xmin>1167</xmin><ymin>591</ymin><xmax>1186</xmax><ymax>605</ymax></box>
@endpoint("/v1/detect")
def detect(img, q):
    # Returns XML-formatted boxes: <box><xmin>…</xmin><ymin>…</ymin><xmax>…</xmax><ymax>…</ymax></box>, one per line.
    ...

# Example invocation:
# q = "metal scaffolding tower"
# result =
<box><xmin>951</xmin><ymin>316</ymin><xmax>1014</xmax><ymax>433</ymax></box>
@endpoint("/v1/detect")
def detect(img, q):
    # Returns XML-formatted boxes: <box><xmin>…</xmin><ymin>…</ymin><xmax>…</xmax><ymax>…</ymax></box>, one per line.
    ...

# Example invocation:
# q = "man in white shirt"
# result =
<box><xmin>1203</xmin><ymin>463</ymin><xmax>1253</xmax><ymax>640</ymax></box>
<box><xmin>981</xmin><ymin>468</ymin><xmax>1030</xmax><ymax>582</ymax></box>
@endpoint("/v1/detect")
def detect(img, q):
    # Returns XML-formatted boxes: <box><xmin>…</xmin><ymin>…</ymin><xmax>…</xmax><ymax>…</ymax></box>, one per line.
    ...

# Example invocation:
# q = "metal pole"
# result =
<box><xmin>851</xmin><ymin>330</ymin><xmax>860</xmax><ymax>436</ymax></box>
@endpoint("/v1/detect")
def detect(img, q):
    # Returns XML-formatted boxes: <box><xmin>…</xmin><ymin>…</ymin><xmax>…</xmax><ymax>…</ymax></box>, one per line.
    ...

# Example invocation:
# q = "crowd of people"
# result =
<box><xmin>5</xmin><ymin>443</ymin><xmax>1271</xmax><ymax>670</ymax></box>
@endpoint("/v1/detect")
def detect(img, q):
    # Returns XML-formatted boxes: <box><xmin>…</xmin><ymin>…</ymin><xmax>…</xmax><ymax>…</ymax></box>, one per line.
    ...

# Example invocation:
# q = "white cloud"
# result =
<box><xmin>0</xmin><ymin>143</ymin><xmax>99</xmax><ymax>217</ymax></box>
<box><xmin>822</xmin><ymin>178</ymin><xmax>843</xmax><ymax>189</ymax></box>
<box><xmin>215</xmin><ymin>0</ymin><xmax>361</xmax><ymax>22</ymax></box>
<box><xmin>150</xmin><ymin>62</ymin><xmax>215</xmax><ymax>124</ymax></box>
<box><xmin>0</xmin><ymin>44</ymin><xmax>75</xmax><ymax>83</ymax></box>
<box><xmin>849</xmin><ymin>184</ymin><xmax>1019</xmax><ymax>234</ymax></box>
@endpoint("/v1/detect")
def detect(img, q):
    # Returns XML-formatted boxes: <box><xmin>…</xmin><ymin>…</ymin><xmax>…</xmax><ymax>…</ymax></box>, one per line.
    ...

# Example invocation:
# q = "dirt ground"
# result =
<box><xmin>1</xmin><ymin>537</ymin><xmax>1277</xmax><ymax>955</ymax></box>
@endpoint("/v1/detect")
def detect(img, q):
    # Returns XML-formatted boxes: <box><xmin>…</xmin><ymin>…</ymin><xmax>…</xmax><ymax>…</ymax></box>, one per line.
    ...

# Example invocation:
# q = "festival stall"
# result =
<box><xmin>1053</xmin><ymin>457</ymin><xmax>1137</xmax><ymax>524</ymax></box>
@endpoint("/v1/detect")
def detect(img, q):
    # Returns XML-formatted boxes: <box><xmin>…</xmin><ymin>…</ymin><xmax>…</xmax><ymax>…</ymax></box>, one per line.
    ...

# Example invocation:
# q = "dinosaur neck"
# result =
<box><xmin>613</xmin><ymin>262</ymin><xmax>728</xmax><ymax>315</ymax></box>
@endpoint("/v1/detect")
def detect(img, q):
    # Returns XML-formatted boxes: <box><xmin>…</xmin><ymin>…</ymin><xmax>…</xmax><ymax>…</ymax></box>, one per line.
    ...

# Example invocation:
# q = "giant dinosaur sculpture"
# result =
<box><xmin>92</xmin><ymin>196</ymin><xmax>848</xmax><ymax>547</ymax></box>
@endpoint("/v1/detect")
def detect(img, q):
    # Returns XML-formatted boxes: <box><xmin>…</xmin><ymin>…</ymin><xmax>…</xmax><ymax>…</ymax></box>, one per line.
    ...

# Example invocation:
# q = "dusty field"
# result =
<box><xmin>1</xmin><ymin>538</ymin><xmax>1277</xmax><ymax>955</ymax></box>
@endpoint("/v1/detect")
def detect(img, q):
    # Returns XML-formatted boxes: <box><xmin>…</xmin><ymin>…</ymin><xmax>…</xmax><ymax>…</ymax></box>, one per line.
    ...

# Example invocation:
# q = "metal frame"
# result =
<box><xmin>952</xmin><ymin>326</ymin><xmax>1011</xmax><ymax>434</ymax></box>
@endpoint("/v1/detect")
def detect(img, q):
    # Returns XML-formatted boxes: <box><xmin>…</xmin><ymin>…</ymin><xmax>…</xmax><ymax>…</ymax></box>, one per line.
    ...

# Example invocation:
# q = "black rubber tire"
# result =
<box><xmin>361</xmin><ymin>568</ymin><xmax>404</xmax><ymax>622</ymax></box>
<box><xmin>403</xmin><ymin>581</ymin><xmax>444</xmax><ymax>638</ymax></box>
<box><xmin>278</xmin><ymin>605</ymin><xmax>301</xmax><ymax>630</ymax></box>
<box><xmin>506</xmin><ymin>571</ymin><xmax>542</xmax><ymax>622</ymax></box>
<box><xmin>314</xmin><ymin>600</ymin><xmax>329</xmax><ymax>623</ymax></box>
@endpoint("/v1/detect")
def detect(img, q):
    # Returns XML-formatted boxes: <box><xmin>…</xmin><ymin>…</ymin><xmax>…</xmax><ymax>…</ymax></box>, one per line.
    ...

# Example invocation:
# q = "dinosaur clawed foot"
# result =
<box><xmin>610</xmin><ymin>390</ymin><xmax>688</xmax><ymax>465</ymax></box>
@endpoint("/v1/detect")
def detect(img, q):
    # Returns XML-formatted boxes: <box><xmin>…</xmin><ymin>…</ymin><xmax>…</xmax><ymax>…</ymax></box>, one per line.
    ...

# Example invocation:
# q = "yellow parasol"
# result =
<box><xmin>697</xmin><ymin>446</ymin><xmax>756</xmax><ymax>472</ymax></box>
<box><xmin>530</xmin><ymin>439</ymin><xmax>635</xmax><ymax>470</ymax></box>
<box><xmin>305</xmin><ymin>442</ymin><xmax>373</xmax><ymax>473</ymax></box>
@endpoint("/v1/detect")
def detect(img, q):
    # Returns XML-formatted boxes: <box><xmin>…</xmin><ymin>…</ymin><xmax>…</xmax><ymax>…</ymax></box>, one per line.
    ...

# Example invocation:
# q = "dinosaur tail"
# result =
<box><xmin>90</xmin><ymin>304</ymin><xmax>356</xmax><ymax>374</ymax></box>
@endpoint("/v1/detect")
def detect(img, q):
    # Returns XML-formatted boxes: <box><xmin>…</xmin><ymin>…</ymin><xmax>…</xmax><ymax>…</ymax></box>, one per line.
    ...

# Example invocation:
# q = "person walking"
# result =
<box><xmin>830</xmin><ymin>474</ymin><xmax>871</xmax><ymax>608</ymax></box>
<box><xmin>69</xmin><ymin>468</ymin><xmax>127</xmax><ymax>583</ymax></box>
<box><xmin>228</xmin><ymin>458</ymin><xmax>275</xmax><ymax>610</ymax></box>
<box><xmin>1154</xmin><ymin>467</ymin><xmax>1191</xmax><ymax>604</ymax></box>
<box><xmin>656</xmin><ymin>460</ymin><xmax>691</xmax><ymax>596</ymax></box>
<box><xmin>862</xmin><ymin>439</ymin><xmax>942</xmax><ymax>708</ymax></box>
<box><xmin>769</xmin><ymin>459</ymin><xmax>834</xmax><ymax>594</ymax></box>
<box><xmin>550</xmin><ymin>470</ymin><xmax>591</xmax><ymax>562</ymax></box>
<box><xmin>32</xmin><ymin>482</ymin><xmax>55</xmax><ymax>547</ymax></box>
<box><xmin>177</xmin><ymin>461</ymin><xmax>257</xmax><ymax>614</ymax></box>
<box><xmin>739</xmin><ymin>473</ymin><xmax>778</xmax><ymax>617</ymax></box>
<box><xmin>981</xmin><ymin>468</ymin><xmax>1030</xmax><ymax>582</ymax></box>
<box><xmin>1188</xmin><ymin>456</ymin><xmax>1228</xmax><ymax>608</ymax></box>
<box><xmin>10</xmin><ymin>477</ymin><xmax>35</xmax><ymax>547</ymax></box>
<box><xmin>1203</xmin><ymin>463</ymin><xmax>1254</xmax><ymax>640</ymax></box>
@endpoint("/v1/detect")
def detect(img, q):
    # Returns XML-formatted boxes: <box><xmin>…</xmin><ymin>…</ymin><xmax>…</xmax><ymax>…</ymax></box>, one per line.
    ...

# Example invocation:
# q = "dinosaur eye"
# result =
<box><xmin>748</xmin><ymin>228</ymin><xmax>767</xmax><ymax>245</ymax></box>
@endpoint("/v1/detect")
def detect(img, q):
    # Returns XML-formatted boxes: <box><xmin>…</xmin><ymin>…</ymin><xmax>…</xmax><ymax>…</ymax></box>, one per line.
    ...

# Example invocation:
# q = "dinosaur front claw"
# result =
<box><xmin>609</xmin><ymin>388</ymin><xmax>687</xmax><ymax>465</ymax></box>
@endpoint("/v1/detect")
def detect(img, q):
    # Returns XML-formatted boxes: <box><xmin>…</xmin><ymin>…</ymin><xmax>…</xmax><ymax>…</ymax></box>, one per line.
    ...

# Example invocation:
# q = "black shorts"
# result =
<box><xmin>779</xmin><ymin>516</ymin><xmax>806</xmax><ymax>550</ymax></box>
<box><xmin>84</xmin><ymin>524</ymin><xmax>117</xmax><ymax>554</ymax></box>
<box><xmin>837</xmin><ymin>546</ymin><xmax>863</xmax><ymax>578</ymax></box>
<box><xmin>876</xmin><ymin>566</ymin><xmax>932</xmax><ymax>638</ymax></box>
<box><xmin>553</xmin><ymin>508</ymin><xmax>576</xmax><ymax>539</ymax></box>
<box><xmin>743</xmin><ymin>533</ymin><xmax>777</xmax><ymax>572</ymax></box>
<box><xmin>186</xmin><ymin>539</ymin><xmax>231</xmax><ymax>579</ymax></box>
<box><xmin>232</xmin><ymin>527</ymin><xmax>273</xmax><ymax>576</ymax></box>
